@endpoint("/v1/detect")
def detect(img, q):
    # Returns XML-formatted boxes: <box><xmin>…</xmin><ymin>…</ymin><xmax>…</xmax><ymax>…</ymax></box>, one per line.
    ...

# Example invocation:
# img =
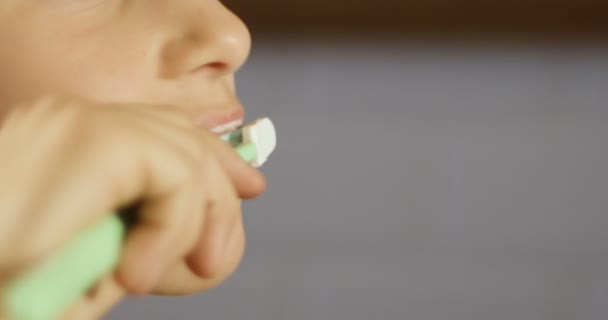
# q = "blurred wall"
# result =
<box><xmin>108</xmin><ymin>3</ymin><xmax>608</xmax><ymax>320</ymax></box>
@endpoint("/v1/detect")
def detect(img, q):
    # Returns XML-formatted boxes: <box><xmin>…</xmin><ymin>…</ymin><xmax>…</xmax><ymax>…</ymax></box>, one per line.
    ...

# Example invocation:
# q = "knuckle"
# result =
<box><xmin>178</xmin><ymin>128</ymin><xmax>205</xmax><ymax>159</ymax></box>
<box><xmin>174</xmin><ymin>129</ymin><xmax>211</xmax><ymax>173</ymax></box>
<box><xmin>153</xmin><ymin>105</ymin><xmax>192</xmax><ymax>127</ymax></box>
<box><xmin>41</xmin><ymin>98</ymin><xmax>91</xmax><ymax>142</ymax></box>
<box><xmin>168</xmin><ymin>146</ymin><xmax>206</xmax><ymax>187</ymax></box>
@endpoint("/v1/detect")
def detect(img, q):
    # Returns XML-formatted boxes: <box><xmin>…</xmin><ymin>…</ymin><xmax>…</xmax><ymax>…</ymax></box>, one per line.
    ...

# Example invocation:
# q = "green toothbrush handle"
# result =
<box><xmin>5</xmin><ymin>142</ymin><xmax>257</xmax><ymax>320</ymax></box>
<box><xmin>6</xmin><ymin>214</ymin><xmax>125</xmax><ymax>320</ymax></box>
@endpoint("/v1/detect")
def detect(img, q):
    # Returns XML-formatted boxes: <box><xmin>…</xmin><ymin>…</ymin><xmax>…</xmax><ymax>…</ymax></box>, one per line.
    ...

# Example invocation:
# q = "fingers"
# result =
<box><xmin>200</xmin><ymin>130</ymin><xmax>267</xmax><ymax>199</ymax></box>
<box><xmin>93</xmin><ymin>106</ymin><xmax>260</xmax><ymax>294</ymax></box>
<box><xmin>121</xmin><ymin>107</ymin><xmax>261</xmax><ymax>294</ymax></box>
<box><xmin>114</xmin><ymin>138</ymin><xmax>206</xmax><ymax>294</ymax></box>
<box><xmin>184</xmin><ymin>156</ymin><xmax>241</xmax><ymax>278</ymax></box>
<box><xmin>0</xmin><ymin>98</ymin><xmax>264</xmax><ymax>301</ymax></box>
<box><xmin>152</xmin><ymin>217</ymin><xmax>246</xmax><ymax>295</ymax></box>
<box><xmin>62</xmin><ymin>275</ymin><xmax>124</xmax><ymax>320</ymax></box>
<box><xmin>130</xmin><ymin>105</ymin><xmax>266</xmax><ymax>198</ymax></box>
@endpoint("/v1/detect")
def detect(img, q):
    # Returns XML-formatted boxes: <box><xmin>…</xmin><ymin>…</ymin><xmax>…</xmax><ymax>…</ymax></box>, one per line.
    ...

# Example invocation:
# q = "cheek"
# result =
<box><xmin>0</xmin><ymin>32</ymin><xmax>150</xmax><ymax>110</ymax></box>
<box><xmin>64</xmin><ymin>61</ymin><xmax>148</xmax><ymax>104</ymax></box>
<box><xmin>42</xmin><ymin>46</ymin><xmax>150</xmax><ymax>104</ymax></box>
<box><xmin>0</xmin><ymin>48</ymin><xmax>47</xmax><ymax>110</ymax></box>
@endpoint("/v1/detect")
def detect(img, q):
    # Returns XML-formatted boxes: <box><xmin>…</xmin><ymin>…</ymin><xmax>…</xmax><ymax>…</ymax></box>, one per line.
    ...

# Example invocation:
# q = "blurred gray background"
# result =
<box><xmin>108</xmin><ymin>2</ymin><xmax>608</xmax><ymax>319</ymax></box>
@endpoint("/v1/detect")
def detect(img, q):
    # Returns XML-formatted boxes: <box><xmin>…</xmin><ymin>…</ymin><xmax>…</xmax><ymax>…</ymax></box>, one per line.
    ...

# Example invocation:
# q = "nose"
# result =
<box><xmin>157</xmin><ymin>1</ymin><xmax>251</xmax><ymax>79</ymax></box>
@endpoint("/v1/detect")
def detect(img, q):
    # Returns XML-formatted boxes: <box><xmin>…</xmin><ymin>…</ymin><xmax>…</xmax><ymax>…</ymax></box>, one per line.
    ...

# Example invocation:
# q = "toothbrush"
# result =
<box><xmin>5</xmin><ymin>117</ymin><xmax>276</xmax><ymax>320</ymax></box>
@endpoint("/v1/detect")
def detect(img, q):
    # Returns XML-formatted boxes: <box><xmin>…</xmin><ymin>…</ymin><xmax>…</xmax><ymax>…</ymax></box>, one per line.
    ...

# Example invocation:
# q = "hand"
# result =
<box><xmin>0</xmin><ymin>96</ymin><xmax>265</xmax><ymax>318</ymax></box>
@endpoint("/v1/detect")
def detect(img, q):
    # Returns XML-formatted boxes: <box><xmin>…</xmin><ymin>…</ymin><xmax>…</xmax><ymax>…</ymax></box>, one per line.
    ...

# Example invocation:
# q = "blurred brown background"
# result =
<box><xmin>225</xmin><ymin>0</ymin><xmax>608</xmax><ymax>38</ymax></box>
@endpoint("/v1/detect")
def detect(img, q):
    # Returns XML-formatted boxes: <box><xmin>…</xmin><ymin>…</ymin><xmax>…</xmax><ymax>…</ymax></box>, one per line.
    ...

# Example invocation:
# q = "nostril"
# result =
<box><xmin>207</xmin><ymin>62</ymin><xmax>226</xmax><ymax>69</ymax></box>
<box><xmin>191</xmin><ymin>62</ymin><xmax>230</xmax><ymax>76</ymax></box>
<box><xmin>155</xmin><ymin>2</ymin><xmax>251</xmax><ymax>80</ymax></box>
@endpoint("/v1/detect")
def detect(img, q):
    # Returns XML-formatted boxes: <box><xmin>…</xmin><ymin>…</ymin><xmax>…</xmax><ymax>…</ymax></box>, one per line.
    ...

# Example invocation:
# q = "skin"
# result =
<box><xmin>0</xmin><ymin>1</ymin><xmax>262</xmax><ymax>319</ymax></box>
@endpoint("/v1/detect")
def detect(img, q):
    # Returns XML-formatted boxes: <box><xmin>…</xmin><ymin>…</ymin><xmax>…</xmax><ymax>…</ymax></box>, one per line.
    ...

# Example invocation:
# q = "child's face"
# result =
<box><xmin>0</xmin><ymin>0</ymin><xmax>252</xmax><ymax>314</ymax></box>
<box><xmin>0</xmin><ymin>0</ymin><xmax>251</xmax><ymax>123</ymax></box>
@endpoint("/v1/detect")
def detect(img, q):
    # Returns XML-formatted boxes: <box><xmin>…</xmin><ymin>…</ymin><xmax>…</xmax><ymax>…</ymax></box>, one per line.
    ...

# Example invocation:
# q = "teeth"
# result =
<box><xmin>210</xmin><ymin>119</ymin><xmax>244</xmax><ymax>134</ymax></box>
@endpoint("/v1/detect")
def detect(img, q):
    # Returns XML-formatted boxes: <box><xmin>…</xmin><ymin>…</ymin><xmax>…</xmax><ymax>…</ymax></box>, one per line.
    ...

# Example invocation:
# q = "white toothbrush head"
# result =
<box><xmin>242</xmin><ymin>117</ymin><xmax>276</xmax><ymax>168</ymax></box>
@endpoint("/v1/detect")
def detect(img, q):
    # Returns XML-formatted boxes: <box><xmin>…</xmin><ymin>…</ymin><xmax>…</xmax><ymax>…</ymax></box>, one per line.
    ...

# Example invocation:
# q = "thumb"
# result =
<box><xmin>201</xmin><ymin>132</ymin><xmax>267</xmax><ymax>199</ymax></box>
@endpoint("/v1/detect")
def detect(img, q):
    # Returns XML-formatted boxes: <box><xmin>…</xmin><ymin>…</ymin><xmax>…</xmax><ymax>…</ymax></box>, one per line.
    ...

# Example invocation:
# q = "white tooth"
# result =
<box><xmin>210</xmin><ymin>125</ymin><xmax>226</xmax><ymax>133</ymax></box>
<box><xmin>210</xmin><ymin>119</ymin><xmax>244</xmax><ymax>134</ymax></box>
<box><xmin>229</xmin><ymin>119</ymin><xmax>244</xmax><ymax>129</ymax></box>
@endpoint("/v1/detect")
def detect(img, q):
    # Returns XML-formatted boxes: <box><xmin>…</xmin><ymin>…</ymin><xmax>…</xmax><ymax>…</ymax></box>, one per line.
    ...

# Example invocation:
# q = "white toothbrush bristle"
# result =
<box><xmin>242</xmin><ymin>117</ymin><xmax>276</xmax><ymax>167</ymax></box>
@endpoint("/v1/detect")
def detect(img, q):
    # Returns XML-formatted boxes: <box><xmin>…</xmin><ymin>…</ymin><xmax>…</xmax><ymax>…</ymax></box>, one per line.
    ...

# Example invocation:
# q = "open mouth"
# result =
<box><xmin>196</xmin><ymin>105</ymin><xmax>246</xmax><ymax>135</ymax></box>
